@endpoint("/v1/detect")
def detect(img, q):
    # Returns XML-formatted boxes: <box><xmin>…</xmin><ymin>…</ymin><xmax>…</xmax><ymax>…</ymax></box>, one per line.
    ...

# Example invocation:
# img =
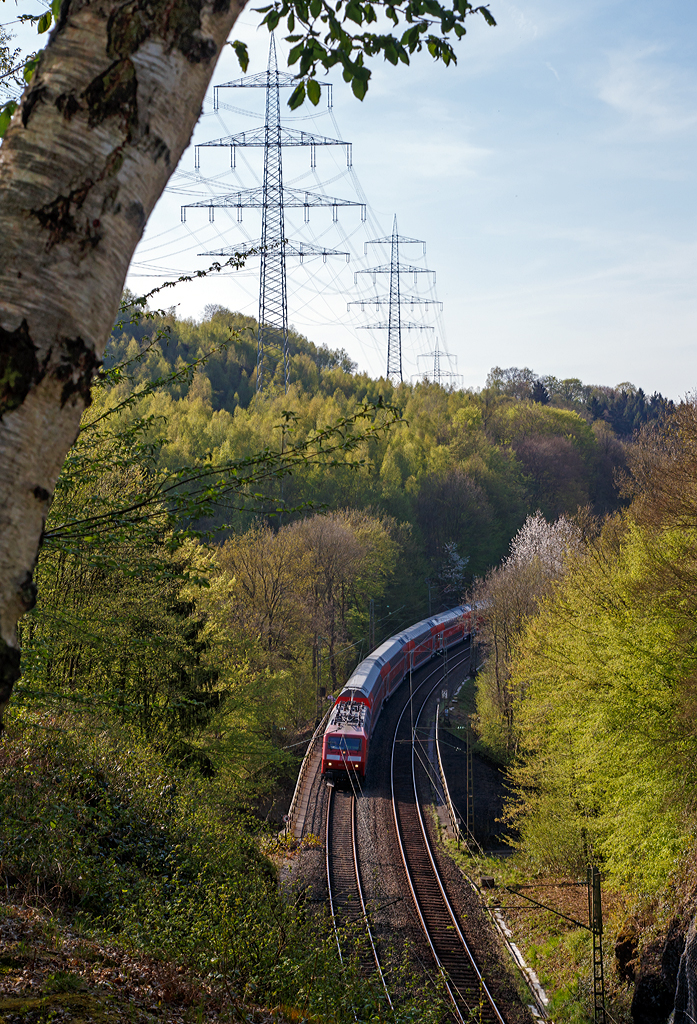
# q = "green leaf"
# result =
<box><xmin>384</xmin><ymin>40</ymin><xmax>398</xmax><ymax>64</ymax></box>
<box><xmin>288</xmin><ymin>42</ymin><xmax>304</xmax><ymax>64</ymax></box>
<box><xmin>345</xmin><ymin>0</ymin><xmax>363</xmax><ymax>23</ymax></box>
<box><xmin>231</xmin><ymin>40</ymin><xmax>249</xmax><ymax>71</ymax></box>
<box><xmin>265</xmin><ymin>9</ymin><xmax>280</xmax><ymax>28</ymax></box>
<box><xmin>37</xmin><ymin>10</ymin><xmax>52</xmax><ymax>32</ymax></box>
<box><xmin>299</xmin><ymin>50</ymin><xmax>315</xmax><ymax>75</ymax></box>
<box><xmin>23</xmin><ymin>54</ymin><xmax>41</xmax><ymax>83</ymax></box>
<box><xmin>0</xmin><ymin>101</ymin><xmax>18</xmax><ymax>139</ymax></box>
<box><xmin>309</xmin><ymin>0</ymin><xmax>322</xmax><ymax>16</ymax></box>
<box><xmin>307</xmin><ymin>78</ymin><xmax>321</xmax><ymax>105</ymax></box>
<box><xmin>476</xmin><ymin>4</ymin><xmax>496</xmax><ymax>26</ymax></box>
<box><xmin>351</xmin><ymin>75</ymin><xmax>368</xmax><ymax>99</ymax></box>
<box><xmin>50</xmin><ymin>0</ymin><xmax>62</xmax><ymax>18</ymax></box>
<box><xmin>288</xmin><ymin>81</ymin><xmax>306</xmax><ymax>109</ymax></box>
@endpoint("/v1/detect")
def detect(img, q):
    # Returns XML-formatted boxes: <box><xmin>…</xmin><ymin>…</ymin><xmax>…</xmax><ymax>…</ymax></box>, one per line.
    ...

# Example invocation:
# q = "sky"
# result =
<box><xmin>10</xmin><ymin>0</ymin><xmax>696</xmax><ymax>397</ymax></box>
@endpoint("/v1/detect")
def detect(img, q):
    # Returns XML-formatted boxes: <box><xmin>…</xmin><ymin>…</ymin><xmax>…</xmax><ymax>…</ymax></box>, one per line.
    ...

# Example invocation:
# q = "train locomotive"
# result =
<box><xmin>321</xmin><ymin>605</ymin><xmax>470</xmax><ymax>783</ymax></box>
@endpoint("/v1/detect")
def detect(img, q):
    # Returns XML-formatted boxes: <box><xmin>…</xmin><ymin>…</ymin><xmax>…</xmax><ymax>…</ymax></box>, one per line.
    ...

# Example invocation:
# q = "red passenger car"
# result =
<box><xmin>321</xmin><ymin>605</ymin><xmax>469</xmax><ymax>782</ymax></box>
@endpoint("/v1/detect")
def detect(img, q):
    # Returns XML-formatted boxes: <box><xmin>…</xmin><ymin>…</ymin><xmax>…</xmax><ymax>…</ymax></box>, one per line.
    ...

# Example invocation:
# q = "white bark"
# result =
<box><xmin>0</xmin><ymin>0</ymin><xmax>246</xmax><ymax>722</ymax></box>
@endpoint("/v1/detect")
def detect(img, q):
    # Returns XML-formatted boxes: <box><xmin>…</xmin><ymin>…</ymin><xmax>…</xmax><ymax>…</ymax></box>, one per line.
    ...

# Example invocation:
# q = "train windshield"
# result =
<box><xmin>326</xmin><ymin>735</ymin><xmax>362</xmax><ymax>752</ymax></box>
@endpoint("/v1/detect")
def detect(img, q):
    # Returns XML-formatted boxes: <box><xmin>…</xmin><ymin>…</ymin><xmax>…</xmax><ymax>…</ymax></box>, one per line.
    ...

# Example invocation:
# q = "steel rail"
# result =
<box><xmin>412</xmin><ymin>679</ymin><xmax>506</xmax><ymax>1023</ymax></box>
<box><xmin>391</xmin><ymin>652</ymin><xmax>507</xmax><ymax>1024</ymax></box>
<box><xmin>325</xmin><ymin>786</ymin><xmax>394</xmax><ymax>1007</ymax></box>
<box><xmin>325</xmin><ymin>785</ymin><xmax>344</xmax><ymax>965</ymax></box>
<box><xmin>351</xmin><ymin>789</ymin><xmax>394</xmax><ymax>1007</ymax></box>
<box><xmin>324</xmin><ymin>646</ymin><xmax>468</xmax><ymax>1007</ymax></box>
<box><xmin>390</xmin><ymin>652</ymin><xmax>472</xmax><ymax>1023</ymax></box>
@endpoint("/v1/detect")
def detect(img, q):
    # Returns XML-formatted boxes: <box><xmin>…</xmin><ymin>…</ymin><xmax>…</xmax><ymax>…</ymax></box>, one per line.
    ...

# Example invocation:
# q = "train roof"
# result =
<box><xmin>340</xmin><ymin>655</ymin><xmax>381</xmax><ymax>699</ymax></box>
<box><xmin>370</xmin><ymin>636</ymin><xmax>404</xmax><ymax>664</ymax></box>
<box><xmin>336</xmin><ymin>603</ymin><xmax>468</xmax><ymax>702</ymax></box>
<box><xmin>398</xmin><ymin>605</ymin><xmax>469</xmax><ymax>641</ymax></box>
<box><xmin>397</xmin><ymin>620</ymin><xmax>433</xmax><ymax>645</ymax></box>
<box><xmin>327</xmin><ymin>700</ymin><xmax>368</xmax><ymax>732</ymax></box>
<box><xmin>427</xmin><ymin>605</ymin><xmax>468</xmax><ymax>629</ymax></box>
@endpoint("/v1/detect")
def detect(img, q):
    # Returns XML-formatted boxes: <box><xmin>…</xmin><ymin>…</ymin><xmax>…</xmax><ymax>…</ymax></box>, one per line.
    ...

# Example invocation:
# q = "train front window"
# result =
<box><xmin>327</xmin><ymin>736</ymin><xmax>362</xmax><ymax>752</ymax></box>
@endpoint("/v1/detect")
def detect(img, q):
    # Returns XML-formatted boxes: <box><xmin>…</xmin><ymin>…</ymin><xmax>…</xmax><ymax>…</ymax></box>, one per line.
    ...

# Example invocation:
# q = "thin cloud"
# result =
<box><xmin>598</xmin><ymin>45</ymin><xmax>697</xmax><ymax>135</ymax></box>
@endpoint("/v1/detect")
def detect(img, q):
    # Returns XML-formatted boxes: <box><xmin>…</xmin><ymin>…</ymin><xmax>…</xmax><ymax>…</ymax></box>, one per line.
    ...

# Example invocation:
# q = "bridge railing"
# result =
<box><xmin>284</xmin><ymin>706</ymin><xmax>333</xmax><ymax>839</ymax></box>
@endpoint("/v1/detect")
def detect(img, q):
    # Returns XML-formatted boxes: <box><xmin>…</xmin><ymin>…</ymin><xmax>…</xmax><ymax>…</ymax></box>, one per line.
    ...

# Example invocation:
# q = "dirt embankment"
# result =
<box><xmin>0</xmin><ymin>901</ymin><xmax>295</xmax><ymax>1024</ymax></box>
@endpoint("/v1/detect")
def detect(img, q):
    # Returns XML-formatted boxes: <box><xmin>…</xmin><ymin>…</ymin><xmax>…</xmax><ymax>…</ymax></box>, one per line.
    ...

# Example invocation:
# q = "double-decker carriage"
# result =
<box><xmin>321</xmin><ymin>605</ymin><xmax>469</xmax><ymax>782</ymax></box>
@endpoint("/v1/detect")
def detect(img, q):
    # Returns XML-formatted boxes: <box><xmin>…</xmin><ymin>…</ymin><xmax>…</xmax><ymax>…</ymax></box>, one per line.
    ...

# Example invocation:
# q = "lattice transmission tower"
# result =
<box><xmin>349</xmin><ymin>216</ymin><xmax>440</xmax><ymax>383</ymax></box>
<box><xmin>182</xmin><ymin>34</ymin><xmax>365</xmax><ymax>393</ymax></box>
<box><xmin>416</xmin><ymin>339</ymin><xmax>462</xmax><ymax>388</ymax></box>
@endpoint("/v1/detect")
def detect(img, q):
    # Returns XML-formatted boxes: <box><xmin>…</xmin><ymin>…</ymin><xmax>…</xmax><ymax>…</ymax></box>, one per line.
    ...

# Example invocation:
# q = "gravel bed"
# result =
<box><xmin>281</xmin><ymin>646</ymin><xmax>536</xmax><ymax>1022</ymax></box>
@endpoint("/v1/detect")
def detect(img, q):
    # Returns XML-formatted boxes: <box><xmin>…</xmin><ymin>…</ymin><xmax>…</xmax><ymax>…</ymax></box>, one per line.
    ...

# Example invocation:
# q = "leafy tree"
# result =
<box><xmin>473</xmin><ymin>511</ymin><xmax>581</xmax><ymax>760</ymax></box>
<box><xmin>14</xmin><ymin>315</ymin><xmax>401</xmax><ymax>771</ymax></box>
<box><xmin>215</xmin><ymin>509</ymin><xmax>398</xmax><ymax>702</ymax></box>
<box><xmin>504</xmin><ymin>514</ymin><xmax>697</xmax><ymax>888</ymax></box>
<box><xmin>497</xmin><ymin>399</ymin><xmax>697</xmax><ymax>889</ymax></box>
<box><xmin>485</xmin><ymin>365</ymin><xmax>538</xmax><ymax>401</ymax></box>
<box><xmin>530</xmin><ymin>379</ymin><xmax>549</xmax><ymax>405</ymax></box>
<box><xmin>414</xmin><ymin>468</ymin><xmax>493</xmax><ymax>574</ymax></box>
<box><xmin>0</xmin><ymin>0</ymin><xmax>494</xmax><ymax>724</ymax></box>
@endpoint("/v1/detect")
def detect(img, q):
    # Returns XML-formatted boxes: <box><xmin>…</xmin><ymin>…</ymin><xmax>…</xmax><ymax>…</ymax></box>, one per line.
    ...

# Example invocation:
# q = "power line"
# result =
<box><xmin>182</xmin><ymin>33</ymin><xmax>364</xmax><ymax>394</ymax></box>
<box><xmin>353</xmin><ymin>217</ymin><xmax>437</xmax><ymax>383</ymax></box>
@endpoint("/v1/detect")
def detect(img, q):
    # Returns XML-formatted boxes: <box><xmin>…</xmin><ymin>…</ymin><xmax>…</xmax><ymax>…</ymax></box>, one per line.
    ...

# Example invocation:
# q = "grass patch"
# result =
<box><xmin>444</xmin><ymin>843</ymin><xmax>634</xmax><ymax>1024</ymax></box>
<box><xmin>0</xmin><ymin>709</ymin><xmax>446</xmax><ymax>1024</ymax></box>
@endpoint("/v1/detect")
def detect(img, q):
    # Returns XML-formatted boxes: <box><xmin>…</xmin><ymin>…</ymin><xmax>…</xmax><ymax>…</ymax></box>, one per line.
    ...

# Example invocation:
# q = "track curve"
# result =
<box><xmin>390</xmin><ymin>656</ymin><xmax>506</xmax><ymax>1024</ymax></box>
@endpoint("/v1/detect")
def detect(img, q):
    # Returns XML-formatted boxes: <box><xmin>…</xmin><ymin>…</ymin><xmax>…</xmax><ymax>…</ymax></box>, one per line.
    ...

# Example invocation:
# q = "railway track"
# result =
<box><xmin>324</xmin><ymin>652</ymin><xmax>465</xmax><ymax>1006</ymax></box>
<box><xmin>391</xmin><ymin>653</ymin><xmax>507</xmax><ymax>1024</ymax></box>
<box><xmin>325</xmin><ymin>784</ymin><xmax>393</xmax><ymax>1005</ymax></box>
<box><xmin>325</xmin><ymin>647</ymin><xmax>493</xmax><ymax>1019</ymax></box>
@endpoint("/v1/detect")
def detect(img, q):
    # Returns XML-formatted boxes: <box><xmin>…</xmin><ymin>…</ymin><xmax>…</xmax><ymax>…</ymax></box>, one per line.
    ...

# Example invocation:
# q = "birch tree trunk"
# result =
<box><xmin>0</xmin><ymin>0</ymin><xmax>246</xmax><ymax>726</ymax></box>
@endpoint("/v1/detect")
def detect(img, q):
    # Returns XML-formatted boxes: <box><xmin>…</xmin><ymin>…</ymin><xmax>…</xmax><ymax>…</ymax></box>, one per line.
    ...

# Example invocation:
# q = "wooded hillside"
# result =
<box><xmin>1</xmin><ymin>300</ymin><xmax>678</xmax><ymax>1024</ymax></box>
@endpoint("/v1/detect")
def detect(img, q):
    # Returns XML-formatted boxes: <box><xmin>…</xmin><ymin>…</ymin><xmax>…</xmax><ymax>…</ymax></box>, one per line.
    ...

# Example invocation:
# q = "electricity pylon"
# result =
<box><xmin>182</xmin><ymin>34</ymin><xmax>365</xmax><ymax>393</ymax></box>
<box><xmin>350</xmin><ymin>217</ymin><xmax>437</xmax><ymax>383</ymax></box>
<box><xmin>416</xmin><ymin>339</ymin><xmax>462</xmax><ymax>388</ymax></box>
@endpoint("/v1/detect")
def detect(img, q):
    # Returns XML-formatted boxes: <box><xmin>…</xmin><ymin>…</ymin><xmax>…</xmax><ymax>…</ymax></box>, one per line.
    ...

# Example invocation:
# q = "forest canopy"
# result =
<box><xmin>472</xmin><ymin>399</ymin><xmax>697</xmax><ymax>895</ymax></box>
<box><xmin>15</xmin><ymin>300</ymin><xmax>664</xmax><ymax>776</ymax></box>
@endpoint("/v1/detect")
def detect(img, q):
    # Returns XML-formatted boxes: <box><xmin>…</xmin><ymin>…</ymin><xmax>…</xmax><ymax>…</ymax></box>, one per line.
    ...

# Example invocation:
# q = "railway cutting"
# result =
<box><xmin>284</xmin><ymin>608</ymin><xmax>537</xmax><ymax>1024</ymax></box>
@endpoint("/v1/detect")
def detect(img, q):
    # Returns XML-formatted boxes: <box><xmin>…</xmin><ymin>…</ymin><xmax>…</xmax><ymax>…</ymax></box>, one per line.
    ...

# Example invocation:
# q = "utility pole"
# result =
<box><xmin>425</xmin><ymin>578</ymin><xmax>433</xmax><ymax>617</ymax></box>
<box><xmin>350</xmin><ymin>217</ymin><xmax>438</xmax><ymax>383</ymax></box>
<box><xmin>368</xmin><ymin>598</ymin><xmax>375</xmax><ymax>652</ymax></box>
<box><xmin>316</xmin><ymin>638</ymin><xmax>324</xmax><ymax>726</ymax></box>
<box><xmin>466</xmin><ymin>725</ymin><xmax>474</xmax><ymax>839</ymax></box>
<box><xmin>497</xmin><ymin>866</ymin><xmax>607</xmax><ymax>1023</ymax></box>
<box><xmin>183</xmin><ymin>35</ymin><xmax>365</xmax><ymax>393</ymax></box>
<box><xmin>588</xmin><ymin>865</ymin><xmax>606</xmax><ymax>1024</ymax></box>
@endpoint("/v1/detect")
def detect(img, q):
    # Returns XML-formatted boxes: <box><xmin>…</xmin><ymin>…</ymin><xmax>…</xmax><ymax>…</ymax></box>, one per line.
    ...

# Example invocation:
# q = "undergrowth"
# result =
<box><xmin>0</xmin><ymin>708</ymin><xmax>443</xmax><ymax>1023</ymax></box>
<box><xmin>445</xmin><ymin>844</ymin><xmax>633</xmax><ymax>1024</ymax></box>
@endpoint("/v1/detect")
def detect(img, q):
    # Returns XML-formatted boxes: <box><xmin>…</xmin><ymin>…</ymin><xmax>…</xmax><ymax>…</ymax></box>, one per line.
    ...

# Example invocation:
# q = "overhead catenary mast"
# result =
<box><xmin>183</xmin><ymin>35</ymin><xmax>365</xmax><ymax>393</ymax></box>
<box><xmin>350</xmin><ymin>217</ymin><xmax>439</xmax><ymax>384</ymax></box>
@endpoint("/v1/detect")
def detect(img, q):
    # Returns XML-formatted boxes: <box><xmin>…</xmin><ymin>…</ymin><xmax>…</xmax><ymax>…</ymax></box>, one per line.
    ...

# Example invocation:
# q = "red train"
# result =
<box><xmin>321</xmin><ymin>605</ymin><xmax>470</xmax><ymax>782</ymax></box>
